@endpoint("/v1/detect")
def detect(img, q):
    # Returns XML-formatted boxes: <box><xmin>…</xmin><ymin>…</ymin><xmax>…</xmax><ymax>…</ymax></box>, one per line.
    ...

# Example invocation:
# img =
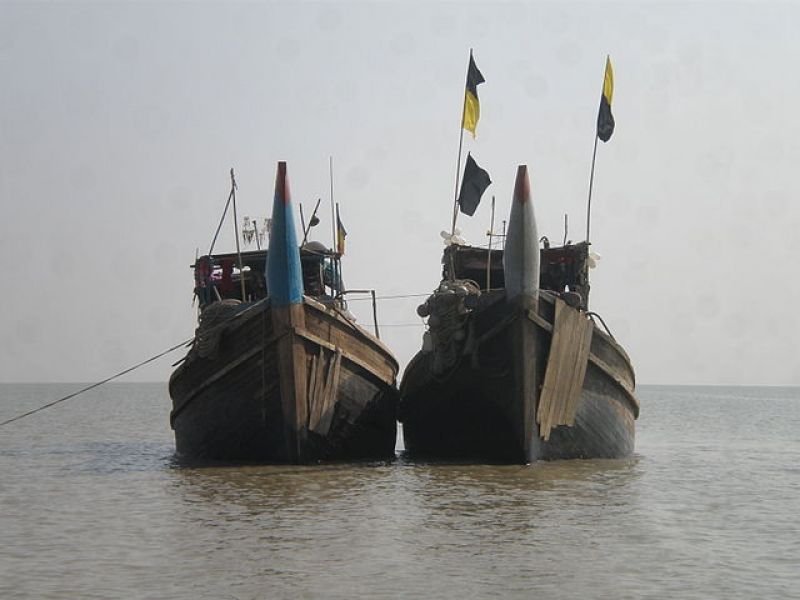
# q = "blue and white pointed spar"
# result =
<box><xmin>266</xmin><ymin>161</ymin><xmax>304</xmax><ymax>306</ymax></box>
<box><xmin>503</xmin><ymin>165</ymin><xmax>540</xmax><ymax>301</ymax></box>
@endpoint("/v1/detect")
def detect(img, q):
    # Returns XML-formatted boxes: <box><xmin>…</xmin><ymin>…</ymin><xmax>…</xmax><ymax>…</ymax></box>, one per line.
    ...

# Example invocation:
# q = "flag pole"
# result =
<box><xmin>451</xmin><ymin>49</ymin><xmax>472</xmax><ymax>235</ymax></box>
<box><xmin>329</xmin><ymin>156</ymin><xmax>336</xmax><ymax>251</ymax></box>
<box><xmin>587</xmin><ymin>55</ymin><xmax>614</xmax><ymax>243</ymax></box>
<box><xmin>585</xmin><ymin>133</ymin><xmax>599</xmax><ymax>243</ymax></box>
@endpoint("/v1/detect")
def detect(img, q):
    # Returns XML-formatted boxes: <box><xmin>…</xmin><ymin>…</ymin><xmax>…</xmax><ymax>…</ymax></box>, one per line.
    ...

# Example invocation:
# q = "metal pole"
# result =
<box><xmin>253</xmin><ymin>220</ymin><xmax>261</xmax><ymax>250</ymax></box>
<box><xmin>450</xmin><ymin>49</ymin><xmax>472</xmax><ymax>235</ymax></box>
<box><xmin>329</xmin><ymin>156</ymin><xmax>336</xmax><ymax>251</ymax></box>
<box><xmin>486</xmin><ymin>195</ymin><xmax>495</xmax><ymax>291</ymax></box>
<box><xmin>585</xmin><ymin>134</ymin><xmax>599</xmax><ymax>242</ymax></box>
<box><xmin>229</xmin><ymin>168</ymin><xmax>247</xmax><ymax>301</ymax></box>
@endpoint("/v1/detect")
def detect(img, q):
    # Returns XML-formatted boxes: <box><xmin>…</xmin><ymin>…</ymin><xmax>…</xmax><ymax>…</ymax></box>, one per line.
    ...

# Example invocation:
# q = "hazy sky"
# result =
<box><xmin>1</xmin><ymin>1</ymin><xmax>799</xmax><ymax>385</ymax></box>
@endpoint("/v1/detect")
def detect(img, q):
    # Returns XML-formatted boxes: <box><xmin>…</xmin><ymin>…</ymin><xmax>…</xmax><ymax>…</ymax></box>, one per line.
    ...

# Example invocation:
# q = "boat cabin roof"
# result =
<box><xmin>192</xmin><ymin>244</ymin><xmax>340</xmax><ymax>308</ymax></box>
<box><xmin>443</xmin><ymin>241</ymin><xmax>592</xmax><ymax>309</ymax></box>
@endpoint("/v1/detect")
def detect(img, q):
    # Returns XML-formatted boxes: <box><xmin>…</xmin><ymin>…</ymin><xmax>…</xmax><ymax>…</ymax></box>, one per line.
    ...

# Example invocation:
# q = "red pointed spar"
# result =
<box><xmin>503</xmin><ymin>165</ymin><xmax>540</xmax><ymax>301</ymax></box>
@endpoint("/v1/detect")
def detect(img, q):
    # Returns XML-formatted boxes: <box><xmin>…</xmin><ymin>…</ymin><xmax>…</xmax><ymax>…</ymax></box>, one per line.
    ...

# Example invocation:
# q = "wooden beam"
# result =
<box><xmin>537</xmin><ymin>298</ymin><xmax>594</xmax><ymax>440</ymax></box>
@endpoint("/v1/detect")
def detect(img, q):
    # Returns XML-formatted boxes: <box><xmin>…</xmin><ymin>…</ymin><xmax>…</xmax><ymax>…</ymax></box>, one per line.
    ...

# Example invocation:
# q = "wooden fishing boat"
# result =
<box><xmin>399</xmin><ymin>166</ymin><xmax>639</xmax><ymax>463</ymax></box>
<box><xmin>169</xmin><ymin>163</ymin><xmax>399</xmax><ymax>463</ymax></box>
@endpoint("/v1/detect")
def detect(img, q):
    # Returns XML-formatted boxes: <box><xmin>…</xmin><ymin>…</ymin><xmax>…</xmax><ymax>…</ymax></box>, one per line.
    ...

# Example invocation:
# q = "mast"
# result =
<box><xmin>229</xmin><ymin>168</ymin><xmax>247</xmax><ymax>301</ymax></box>
<box><xmin>450</xmin><ymin>49</ymin><xmax>473</xmax><ymax>235</ymax></box>
<box><xmin>329</xmin><ymin>156</ymin><xmax>336</xmax><ymax>253</ymax></box>
<box><xmin>486</xmin><ymin>195</ymin><xmax>495</xmax><ymax>291</ymax></box>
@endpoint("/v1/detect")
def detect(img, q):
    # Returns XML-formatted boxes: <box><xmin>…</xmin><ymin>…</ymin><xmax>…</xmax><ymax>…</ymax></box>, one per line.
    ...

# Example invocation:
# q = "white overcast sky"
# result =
<box><xmin>1</xmin><ymin>1</ymin><xmax>798</xmax><ymax>385</ymax></box>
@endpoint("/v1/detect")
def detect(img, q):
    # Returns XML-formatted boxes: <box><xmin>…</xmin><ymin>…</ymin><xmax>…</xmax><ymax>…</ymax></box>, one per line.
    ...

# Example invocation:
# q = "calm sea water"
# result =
<box><xmin>1</xmin><ymin>383</ymin><xmax>798</xmax><ymax>599</ymax></box>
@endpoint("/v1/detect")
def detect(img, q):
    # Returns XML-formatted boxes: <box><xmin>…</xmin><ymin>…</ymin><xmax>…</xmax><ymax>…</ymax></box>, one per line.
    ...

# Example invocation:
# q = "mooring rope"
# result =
<box><xmin>0</xmin><ymin>338</ymin><xmax>193</xmax><ymax>428</ymax></box>
<box><xmin>0</xmin><ymin>289</ymin><xmax>487</xmax><ymax>427</ymax></box>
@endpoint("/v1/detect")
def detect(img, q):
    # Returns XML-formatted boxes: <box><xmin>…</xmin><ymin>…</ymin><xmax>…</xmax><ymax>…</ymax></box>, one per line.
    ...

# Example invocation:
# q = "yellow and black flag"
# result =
<box><xmin>462</xmin><ymin>51</ymin><xmax>485</xmax><ymax>138</ymax></box>
<box><xmin>596</xmin><ymin>56</ymin><xmax>615</xmax><ymax>142</ymax></box>
<box><xmin>336</xmin><ymin>209</ymin><xmax>347</xmax><ymax>255</ymax></box>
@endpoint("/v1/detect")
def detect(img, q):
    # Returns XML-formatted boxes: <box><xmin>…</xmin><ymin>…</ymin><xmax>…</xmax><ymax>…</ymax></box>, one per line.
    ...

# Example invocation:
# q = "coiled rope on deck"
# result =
<box><xmin>0</xmin><ymin>338</ymin><xmax>193</xmax><ymax>428</ymax></box>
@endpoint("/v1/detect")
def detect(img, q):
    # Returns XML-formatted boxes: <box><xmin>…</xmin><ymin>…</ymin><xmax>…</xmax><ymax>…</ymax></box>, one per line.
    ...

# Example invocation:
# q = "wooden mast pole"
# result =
<box><xmin>207</xmin><ymin>175</ymin><xmax>236</xmax><ymax>256</ymax></box>
<box><xmin>299</xmin><ymin>203</ymin><xmax>307</xmax><ymax>241</ymax></box>
<box><xmin>585</xmin><ymin>134</ymin><xmax>599</xmax><ymax>243</ymax></box>
<box><xmin>370</xmin><ymin>290</ymin><xmax>380</xmax><ymax>339</ymax></box>
<box><xmin>450</xmin><ymin>49</ymin><xmax>472</xmax><ymax>236</ymax></box>
<box><xmin>302</xmin><ymin>198</ymin><xmax>322</xmax><ymax>245</ymax></box>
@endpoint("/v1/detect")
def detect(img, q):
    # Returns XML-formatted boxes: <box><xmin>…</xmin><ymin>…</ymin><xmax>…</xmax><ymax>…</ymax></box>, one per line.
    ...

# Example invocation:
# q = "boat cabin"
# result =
<box><xmin>442</xmin><ymin>241</ymin><xmax>592</xmax><ymax>309</ymax></box>
<box><xmin>193</xmin><ymin>243</ymin><xmax>341</xmax><ymax>309</ymax></box>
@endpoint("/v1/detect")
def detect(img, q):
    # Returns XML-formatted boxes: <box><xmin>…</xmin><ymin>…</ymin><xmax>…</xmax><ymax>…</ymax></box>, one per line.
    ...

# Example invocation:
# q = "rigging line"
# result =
<box><xmin>348</xmin><ymin>288</ymin><xmax>508</xmax><ymax>302</ymax></box>
<box><xmin>208</xmin><ymin>173</ymin><xmax>237</xmax><ymax>256</ymax></box>
<box><xmin>0</xmin><ymin>338</ymin><xmax>193</xmax><ymax>428</ymax></box>
<box><xmin>346</xmin><ymin>293</ymin><xmax>431</xmax><ymax>302</ymax></box>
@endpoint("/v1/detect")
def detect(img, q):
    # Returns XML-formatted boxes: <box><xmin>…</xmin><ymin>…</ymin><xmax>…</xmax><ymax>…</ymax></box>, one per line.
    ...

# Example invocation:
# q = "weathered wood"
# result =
<box><xmin>295</xmin><ymin>327</ymin><xmax>395</xmax><ymax>386</ymax></box>
<box><xmin>170</xmin><ymin>297</ymin><xmax>399</xmax><ymax>463</ymax></box>
<box><xmin>588</xmin><ymin>353</ymin><xmax>639</xmax><ymax>416</ymax></box>
<box><xmin>306</xmin><ymin>349</ymin><xmax>322</xmax><ymax>429</ymax></box>
<box><xmin>170</xmin><ymin>336</ymin><xmax>279</xmax><ymax>425</ymax></box>
<box><xmin>529</xmin><ymin>304</ymin><xmax>639</xmax><ymax>417</ymax></box>
<box><xmin>537</xmin><ymin>298</ymin><xmax>594</xmax><ymax>440</ymax></box>
<box><xmin>399</xmin><ymin>239</ymin><xmax>638</xmax><ymax>463</ymax></box>
<box><xmin>313</xmin><ymin>350</ymin><xmax>342</xmax><ymax>435</ymax></box>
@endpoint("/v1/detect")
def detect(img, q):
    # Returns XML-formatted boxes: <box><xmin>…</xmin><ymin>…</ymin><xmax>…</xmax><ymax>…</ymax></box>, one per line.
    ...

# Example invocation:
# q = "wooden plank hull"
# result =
<box><xmin>399</xmin><ymin>291</ymin><xmax>638</xmax><ymax>463</ymax></box>
<box><xmin>169</xmin><ymin>298</ymin><xmax>399</xmax><ymax>463</ymax></box>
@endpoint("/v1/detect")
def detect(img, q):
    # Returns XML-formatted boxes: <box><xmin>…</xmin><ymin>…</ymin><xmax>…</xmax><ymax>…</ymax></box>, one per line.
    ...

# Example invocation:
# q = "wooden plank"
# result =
<box><xmin>271</xmin><ymin>304</ymin><xmax>308</xmax><ymax>462</ymax></box>
<box><xmin>536</xmin><ymin>298</ymin><xmax>594</xmax><ymax>441</ymax></box>
<box><xmin>526</xmin><ymin>308</ymin><xmax>553</xmax><ymax>332</ymax></box>
<box><xmin>562</xmin><ymin>313</ymin><xmax>594</xmax><ymax>426</ymax></box>
<box><xmin>171</xmin><ymin>334</ymin><xmax>282</xmax><ymax>423</ymax></box>
<box><xmin>294</xmin><ymin>328</ymin><xmax>395</xmax><ymax>386</ymax></box>
<box><xmin>304</xmin><ymin>297</ymin><xmax>397</xmax><ymax>367</ymax></box>
<box><xmin>588</xmin><ymin>354</ymin><xmax>639</xmax><ymax>417</ymax></box>
<box><xmin>527</xmin><ymin>304</ymin><xmax>639</xmax><ymax>417</ymax></box>
<box><xmin>309</xmin><ymin>349</ymin><xmax>334</xmax><ymax>435</ymax></box>
<box><xmin>306</xmin><ymin>349</ymin><xmax>321</xmax><ymax>429</ymax></box>
<box><xmin>313</xmin><ymin>350</ymin><xmax>342</xmax><ymax>435</ymax></box>
<box><xmin>302</xmin><ymin>305</ymin><xmax>398</xmax><ymax>378</ymax></box>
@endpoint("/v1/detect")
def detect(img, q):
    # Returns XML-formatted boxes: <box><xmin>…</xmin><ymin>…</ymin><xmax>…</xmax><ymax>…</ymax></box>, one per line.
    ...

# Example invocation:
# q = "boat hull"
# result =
<box><xmin>169</xmin><ymin>298</ymin><xmax>399</xmax><ymax>463</ymax></box>
<box><xmin>399</xmin><ymin>291</ymin><xmax>637</xmax><ymax>463</ymax></box>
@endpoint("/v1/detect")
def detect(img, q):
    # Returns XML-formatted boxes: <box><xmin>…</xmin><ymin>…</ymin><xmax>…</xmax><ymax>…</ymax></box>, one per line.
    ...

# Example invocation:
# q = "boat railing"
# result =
<box><xmin>336</xmin><ymin>289</ymin><xmax>381</xmax><ymax>339</ymax></box>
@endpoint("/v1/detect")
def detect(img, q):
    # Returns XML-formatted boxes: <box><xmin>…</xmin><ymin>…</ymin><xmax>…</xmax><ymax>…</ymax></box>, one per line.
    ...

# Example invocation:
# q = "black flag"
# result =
<box><xmin>458</xmin><ymin>153</ymin><xmax>491</xmax><ymax>216</ymax></box>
